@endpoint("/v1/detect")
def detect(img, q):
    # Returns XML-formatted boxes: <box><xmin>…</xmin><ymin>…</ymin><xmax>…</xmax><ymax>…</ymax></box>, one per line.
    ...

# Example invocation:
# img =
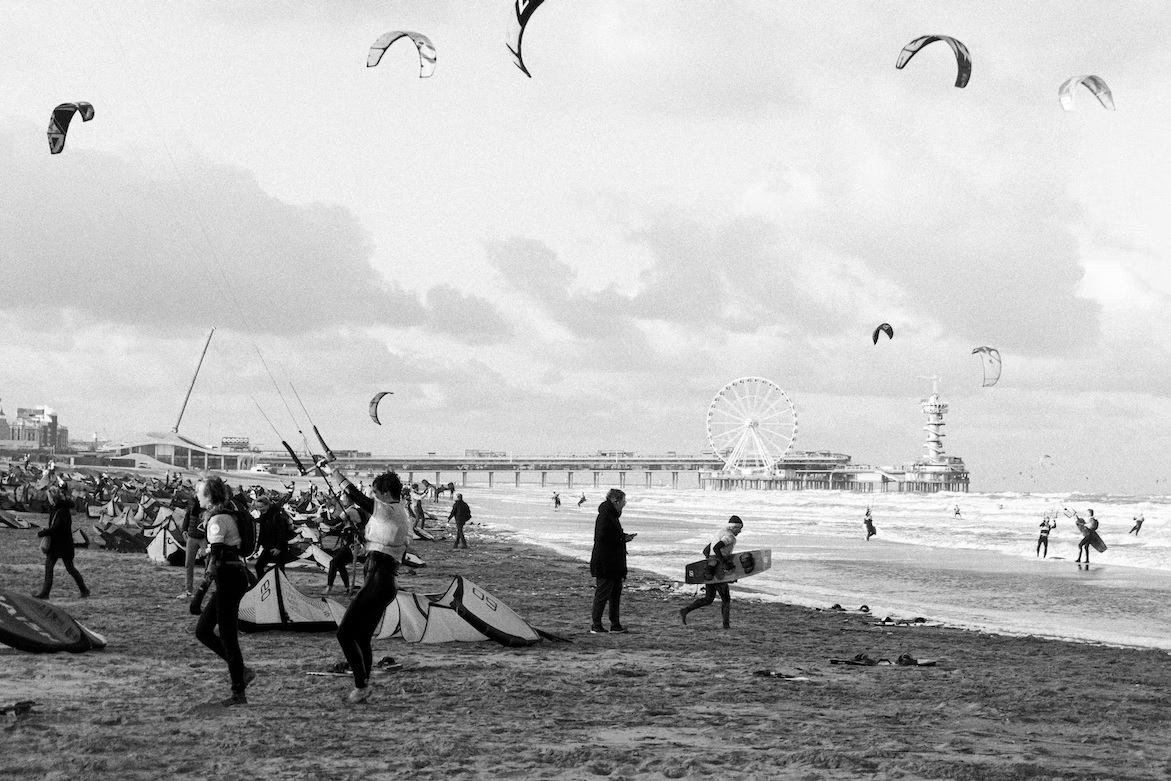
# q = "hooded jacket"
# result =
<box><xmin>589</xmin><ymin>499</ymin><xmax>628</xmax><ymax>579</ymax></box>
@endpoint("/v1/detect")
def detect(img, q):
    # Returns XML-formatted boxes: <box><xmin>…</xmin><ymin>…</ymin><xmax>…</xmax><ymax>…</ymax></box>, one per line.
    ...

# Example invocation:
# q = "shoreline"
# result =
<box><xmin>4</xmin><ymin>515</ymin><xmax>1171</xmax><ymax>778</ymax></box>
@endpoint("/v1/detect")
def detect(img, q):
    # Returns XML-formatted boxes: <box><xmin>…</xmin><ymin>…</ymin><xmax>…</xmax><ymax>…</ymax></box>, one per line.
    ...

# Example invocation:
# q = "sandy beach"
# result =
<box><xmin>3</xmin><ymin>501</ymin><xmax>1170</xmax><ymax>780</ymax></box>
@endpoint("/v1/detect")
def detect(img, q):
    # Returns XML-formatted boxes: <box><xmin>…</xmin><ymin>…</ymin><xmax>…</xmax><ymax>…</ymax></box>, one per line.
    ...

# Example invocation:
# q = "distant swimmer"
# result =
<box><xmin>553</xmin><ymin>492</ymin><xmax>561</xmax><ymax>510</ymax></box>
<box><xmin>578</xmin><ymin>492</ymin><xmax>586</xmax><ymax>507</ymax></box>
<box><xmin>863</xmin><ymin>508</ymin><xmax>877</xmax><ymax>541</ymax></box>
<box><xmin>1037</xmin><ymin>515</ymin><xmax>1056</xmax><ymax>558</ymax></box>
<box><xmin>1130</xmin><ymin>514</ymin><xmax>1145</xmax><ymax>535</ymax></box>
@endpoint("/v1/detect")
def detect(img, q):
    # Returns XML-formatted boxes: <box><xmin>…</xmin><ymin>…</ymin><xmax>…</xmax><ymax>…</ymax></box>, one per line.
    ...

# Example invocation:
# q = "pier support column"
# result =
<box><xmin>593</xmin><ymin>471</ymin><xmax>601</xmax><ymax>488</ymax></box>
<box><xmin>407</xmin><ymin>471</ymin><xmax>414</xmax><ymax>484</ymax></box>
<box><xmin>567</xmin><ymin>472</ymin><xmax>574</xmax><ymax>489</ymax></box>
<box><xmin>619</xmin><ymin>472</ymin><xmax>627</xmax><ymax>489</ymax></box>
<box><xmin>434</xmin><ymin>471</ymin><xmax>441</xmax><ymax>486</ymax></box>
<box><xmin>514</xmin><ymin>471</ymin><xmax>521</xmax><ymax>487</ymax></box>
<box><xmin>487</xmin><ymin>471</ymin><xmax>494</xmax><ymax>487</ymax></box>
<box><xmin>540</xmin><ymin>472</ymin><xmax>547</xmax><ymax>488</ymax></box>
<box><xmin>461</xmin><ymin>471</ymin><xmax>467</xmax><ymax>487</ymax></box>
<box><xmin>645</xmin><ymin>471</ymin><xmax>652</xmax><ymax>488</ymax></box>
<box><xmin>672</xmin><ymin>471</ymin><xmax>679</xmax><ymax>489</ymax></box>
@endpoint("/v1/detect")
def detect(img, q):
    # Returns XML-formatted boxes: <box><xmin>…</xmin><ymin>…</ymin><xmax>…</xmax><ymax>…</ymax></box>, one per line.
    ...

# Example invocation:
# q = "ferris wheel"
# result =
<box><xmin>706</xmin><ymin>377</ymin><xmax>798</xmax><ymax>474</ymax></box>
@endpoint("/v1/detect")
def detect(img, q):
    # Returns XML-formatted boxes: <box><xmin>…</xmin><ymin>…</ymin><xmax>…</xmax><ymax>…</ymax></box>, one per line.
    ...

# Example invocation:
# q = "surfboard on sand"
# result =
<box><xmin>684</xmin><ymin>549</ymin><xmax>771</xmax><ymax>585</ymax></box>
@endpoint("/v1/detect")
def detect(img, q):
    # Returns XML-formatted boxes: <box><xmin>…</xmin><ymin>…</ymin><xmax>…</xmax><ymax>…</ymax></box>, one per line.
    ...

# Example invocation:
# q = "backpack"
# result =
<box><xmin>236</xmin><ymin>507</ymin><xmax>257</xmax><ymax>557</ymax></box>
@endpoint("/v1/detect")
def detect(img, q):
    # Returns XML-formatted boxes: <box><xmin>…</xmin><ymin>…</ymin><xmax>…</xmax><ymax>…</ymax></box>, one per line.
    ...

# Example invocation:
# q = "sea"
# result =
<box><xmin>462</xmin><ymin>484</ymin><xmax>1171</xmax><ymax>652</ymax></box>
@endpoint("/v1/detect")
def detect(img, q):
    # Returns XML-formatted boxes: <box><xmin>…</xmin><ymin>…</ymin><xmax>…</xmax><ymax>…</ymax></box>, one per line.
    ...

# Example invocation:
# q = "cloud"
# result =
<box><xmin>422</xmin><ymin>284</ymin><xmax>512</xmax><ymax>345</ymax></box>
<box><xmin>0</xmin><ymin>122</ymin><xmax>423</xmax><ymax>335</ymax></box>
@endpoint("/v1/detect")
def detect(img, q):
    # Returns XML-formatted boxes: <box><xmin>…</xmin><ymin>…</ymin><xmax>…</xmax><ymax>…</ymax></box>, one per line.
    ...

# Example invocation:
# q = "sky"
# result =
<box><xmin>1</xmin><ymin>1</ymin><xmax>1169</xmax><ymax>494</ymax></box>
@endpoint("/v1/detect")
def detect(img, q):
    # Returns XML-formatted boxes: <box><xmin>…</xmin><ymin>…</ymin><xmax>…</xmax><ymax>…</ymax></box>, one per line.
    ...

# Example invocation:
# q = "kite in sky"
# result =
<box><xmin>507</xmin><ymin>0</ymin><xmax>548</xmax><ymax>77</ymax></box>
<box><xmin>368</xmin><ymin>31</ymin><xmax>436</xmax><ymax>78</ymax></box>
<box><xmin>1058</xmin><ymin>75</ymin><xmax>1114</xmax><ymax>111</ymax></box>
<box><xmin>896</xmin><ymin>35</ymin><xmax>971</xmax><ymax>88</ymax></box>
<box><xmin>47</xmin><ymin>102</ymin><xmax>94</xmax><ymax>154</ymax></box>
<box><xmin>369</xmin><ymin>391</ymin><xmax>394</xmax><ymax>425</ymax></box>
<box><xmin>972</xmin><ymin>346</ymin><xmax>1002</xmax><ymax>387</ymax></box>
<box><xmin>872</xmin><ymin>323</ymin><xmax>894</xmax><ymax>344</ymax></box>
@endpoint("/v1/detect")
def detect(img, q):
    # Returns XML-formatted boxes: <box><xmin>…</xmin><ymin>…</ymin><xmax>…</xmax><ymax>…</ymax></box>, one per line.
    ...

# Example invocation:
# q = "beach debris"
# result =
<box><xmin>1</xmin><ymin>700</ymin><xmax>36</xmax><ymax>718</ymax></box>
<box><xmin>368</xmin><ymin>31</ymin><xmax>436</xmax><ymax>77</ymax></box>
<box><xmin>896</xmin><ymin>35</ymin><xmax>972</xmax><ymax>88</ymax></box>
<box><xmin>858</xmin><ymin>605</ymin><xmax>870</xmax><ymax>613</ymax></box>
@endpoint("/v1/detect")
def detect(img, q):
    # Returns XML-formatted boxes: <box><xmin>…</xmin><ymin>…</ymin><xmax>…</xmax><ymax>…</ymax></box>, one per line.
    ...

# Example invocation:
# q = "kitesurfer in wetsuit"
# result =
<box><xmin>864</xmin><ymin>508</ymin><xmax>877</xmax><ymax>541</ymax></box>
<box><xmin>315</xmin><ymin>462</ymin><xmax>411</xmax><ymax>704</ymax></box>
<box><xmin>1075</xmin><ymin>509</ymin><xmax>1100</xmax><ymax>564</ymax></box>
<box><xmin>190</xmin><ymin>476</ymin><xmax>254</xmax><ymax>707</ymax></box>
<box><xmin>679</xmin><ymin>516</ymin><xmax>743</xmax><ymax>629</ymax></box>
<box><xmin>252</xmin><ymin>492</ymin><xmax>296</xmax><ymax>579</ymax></box>
<box><xmin>1036</xmin><ymin>515</ymin><xmax>1056</xmax><ymax>558</ymax></box>
<box><xmin>1129</xmin><ymin>514</ymin><xmax>1145</xmax><ymax>535</ymax></box>
<box><xmin>578</xmin><ymin>492</ymin><xmax>586</xmax><ymax>507</ymax></box>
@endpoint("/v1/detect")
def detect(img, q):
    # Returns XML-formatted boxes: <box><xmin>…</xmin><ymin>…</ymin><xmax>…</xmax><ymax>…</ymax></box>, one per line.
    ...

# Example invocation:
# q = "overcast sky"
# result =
<box><xmin>2</xmin><ymin>1</ymin><xmax>1169</xmax><ymax>494</ymax></box>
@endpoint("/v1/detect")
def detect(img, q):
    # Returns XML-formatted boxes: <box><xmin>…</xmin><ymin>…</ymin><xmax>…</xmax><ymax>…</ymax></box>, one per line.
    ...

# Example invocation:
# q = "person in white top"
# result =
<box><xmin>679</xmin><ymin>516</ymin><xmax>743</xmax><ymax>629</ymax></box>
<box><xmin>316</xmin><ymin>461</ymin><xmax>412</xmax><ymax>704</ymax></box>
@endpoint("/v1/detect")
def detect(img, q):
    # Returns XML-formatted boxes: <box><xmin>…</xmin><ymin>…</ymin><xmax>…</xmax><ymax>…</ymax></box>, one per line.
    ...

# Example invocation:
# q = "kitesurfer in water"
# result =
<box><xmin>1130</xmin><ymin>514</ymin><xmax>1145</xmax><ymax>535</ymax></box>
<box><xmin>864</xmin><ymin>508</ymin><xmax>877</xmax><ymax>541</ymax></box>
<box><xmin>578</xmin><ymin>492</ymin><xmax>586</xmax><ymax>507</ymax></box>
<box><xmin>680</xmin><ymin>516</ymin><xmax>743</xmax><ymax>629</ymax></box>
<box><xmin>553</xmin><ymin>492</ymin><xmax>561</xmax><ymax>510</ymax></box>
<box><xmin>190</xmin><ymin>476</ymin><xmax>254</xmax><ymax>707</ymax></box>
<box><xmin>1036</xmin><ymin>515</ymin><xmax>1056</xmax><ymax>558</ymax></box>
<box><xmin>1075</xmin><ymin>509</ymin><xmax>1100</xmax><ymax>564</ymax></box>
<box><xmin>316</xmin><ymin>462</ymin><xmax>412</xmax><ymax>704</ymax></box>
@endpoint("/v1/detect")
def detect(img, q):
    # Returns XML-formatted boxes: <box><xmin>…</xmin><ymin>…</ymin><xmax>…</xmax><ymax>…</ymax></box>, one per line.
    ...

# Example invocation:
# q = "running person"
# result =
<box><xmin>679</xmin><ymin>516</ymin><xmax>743</xmax><ymax>629</ymax></box>
<box><xmin>190</xmin><ymin>476</ymin><xmax>254</xmax><ymax>707</ymax></box>
<box><xmin>316</xmin><ymin>462</ymin><xmax>412</xmax><ymax>704</ymax></box>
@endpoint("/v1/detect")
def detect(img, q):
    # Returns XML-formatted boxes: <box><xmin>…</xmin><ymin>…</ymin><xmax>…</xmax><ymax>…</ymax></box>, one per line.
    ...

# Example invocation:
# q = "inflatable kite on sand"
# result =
<box><xmin>0</xmin><ymin>590</ymin><xmax>107</xmax><ymax>653</ymax></box>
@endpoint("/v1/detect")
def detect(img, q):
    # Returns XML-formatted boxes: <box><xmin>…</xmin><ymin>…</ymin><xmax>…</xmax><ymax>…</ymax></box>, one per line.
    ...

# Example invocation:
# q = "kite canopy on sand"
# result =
<box><xmin>0</xmin><ymin>590</ymin><xmax>107</xmax><ymax>653</ymax></box>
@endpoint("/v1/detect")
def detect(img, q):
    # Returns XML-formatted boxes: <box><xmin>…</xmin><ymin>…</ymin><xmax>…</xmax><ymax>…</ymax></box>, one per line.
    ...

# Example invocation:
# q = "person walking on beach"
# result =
<box><xmin>176</xmin><ymin>490</ymin><xmax>205</xmax><ymax>599</ymax></box>
<box><xmin>1075</xmin><ymin>509</ymin><xmax>1101</xmax><ymax>564</ymax></box>
<box><xmin>1130</xmin><ymin>514</ymin><xmax>1145</xmax><ymax>535</ymax></box>
<box><xmin>34</xmin><ymin>487</ymin><xmax>89</xmax><ymax>600</ymax></box>
<box><xmin>863</xmin><ymin>508</ymin><xmax>877</xmax><ymax>541</ymax></box>
<box><xmin>1037</xmin><ymin>515</ymin><xmax>1056</xmax><ymax>558</ymax></box>
<box><xmin>190</xmin><ymin>476</ymin><xmax>254</xmax><ymax>707</ymax></box>
<box><xmin>589</xmin><ymin>488</ymin><xmax>635</xmax><ymax>634</ymax></box>
<box><xmin>448</xmin><ymin>493</ymin><xmax>471</xmax><ymax>549</ymax></box>
<box><xmin>680</xmin><ymin>515</ymin><xmax>743</xmax><ymax>629</ymax></box>
<box><xmin>553</xmin><ymin>492</ymin><xmax>561</xmax><ymax>511</ymax></box>
<box><xmin>316</xmin><ymin>461</ymin><xmax>412</xmax><ymax>704</ymax></box>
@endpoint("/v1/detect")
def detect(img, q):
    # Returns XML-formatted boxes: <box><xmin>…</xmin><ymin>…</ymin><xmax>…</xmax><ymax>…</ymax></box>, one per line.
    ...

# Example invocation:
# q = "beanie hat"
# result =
<box><xmin>728</xmin><ymin>515</ymin><xmax>743</xmax><ymax>526</ymax></box>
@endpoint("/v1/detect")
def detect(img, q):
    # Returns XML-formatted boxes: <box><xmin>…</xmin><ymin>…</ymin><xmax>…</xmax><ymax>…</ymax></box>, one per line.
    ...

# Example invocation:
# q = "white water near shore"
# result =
<box><xmin>456</xmin><ymin>484</ymin><xmax>1171</xmax><ymax>651</ymax></box>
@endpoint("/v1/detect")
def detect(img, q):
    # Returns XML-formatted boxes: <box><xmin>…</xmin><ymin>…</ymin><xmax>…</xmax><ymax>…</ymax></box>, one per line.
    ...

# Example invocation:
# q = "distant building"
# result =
<box><xmin>110</xmin><ymin>432</ymin><xmax>256</xmax><ymax>471</ymax></box>
<box><xmin>220</xmin><ymin>436</ymin><xmax>252</xmax><ymax>451</ymax></box>
<box><xmin>0</xmin><ymin>403</ymin><xmax>69</xmax><ymax>451</ymax></box>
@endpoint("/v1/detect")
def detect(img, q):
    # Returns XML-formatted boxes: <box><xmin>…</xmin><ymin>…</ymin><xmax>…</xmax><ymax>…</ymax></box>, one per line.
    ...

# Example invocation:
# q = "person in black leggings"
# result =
<box><xmin>35</xmin><ymin>487</ymin><xmax>89</xmax><ymax>599</ymax></box>
<box><xmin>315</xmin><ymin>464</ymin><xmax>411</xmax><ymax>704</ymax></box>
<box><xmin>190</xmin><ymin>476</ymin><xmax>255</xmax><ymax>707</ymax></box>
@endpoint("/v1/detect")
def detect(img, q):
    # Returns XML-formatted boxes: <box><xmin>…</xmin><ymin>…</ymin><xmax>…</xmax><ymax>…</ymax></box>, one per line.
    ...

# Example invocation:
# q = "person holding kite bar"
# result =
<box><xmin>315</xmin><ymin>460</ymin><xmax>412</xmax><ymax>704</ymax></box>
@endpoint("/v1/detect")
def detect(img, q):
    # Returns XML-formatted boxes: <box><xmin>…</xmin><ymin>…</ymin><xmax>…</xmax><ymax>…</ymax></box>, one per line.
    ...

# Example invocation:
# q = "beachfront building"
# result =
<box><xmin>106</xmin><ymin>431</ymin><xmax>256</xmax><ymax>471</ymax></box>
<box><xmin>0</xmin><ymin>404</ymin><xmax>69</xmax><ymax>452</ymax></box>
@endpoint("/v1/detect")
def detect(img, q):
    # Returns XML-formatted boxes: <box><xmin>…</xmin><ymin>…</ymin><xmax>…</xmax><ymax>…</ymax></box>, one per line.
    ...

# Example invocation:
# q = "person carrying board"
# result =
<box><xmin>680</xmin><ymin>515</ymin><xmax>743</xmax><ymax>629</ymax></box>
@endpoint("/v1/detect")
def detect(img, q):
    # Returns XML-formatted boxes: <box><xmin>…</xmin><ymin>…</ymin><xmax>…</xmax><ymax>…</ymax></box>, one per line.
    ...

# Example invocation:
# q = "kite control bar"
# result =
<box><xmin>282</xmin><ymin>441</ymin><xmax>310</xmax><ymax>476</ymax></box>
<box><xmin>314</xmin><ymin>426</ymin><xmax>337</xmax><ymax>465</ymax></box>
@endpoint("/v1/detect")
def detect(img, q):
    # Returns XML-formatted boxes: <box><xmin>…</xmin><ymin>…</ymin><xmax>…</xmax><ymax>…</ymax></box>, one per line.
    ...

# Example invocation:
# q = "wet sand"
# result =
<box><xmin>2</xmin><ymin>511</ymin><xmax>1170</xmax><ymax>779</ymax></box>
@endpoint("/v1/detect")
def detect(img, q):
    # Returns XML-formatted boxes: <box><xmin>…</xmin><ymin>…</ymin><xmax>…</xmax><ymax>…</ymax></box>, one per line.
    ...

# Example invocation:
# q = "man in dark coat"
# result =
<box><xmin>589</xmin><ymin>488</ymin><xmax>634</xmax><ymax>634</ymax></box>
<box><xmin>35</xmin><ymin>487</ymin><xmax>89</xmax><ymax>599</ymax></box>
<box><xmin>448</xmin><ymin>493</ymin><xmax>471</xmax><ymax>549</ymax></box>
<box><xmin>253</xmin><ymin>492</ymin><xmax>296</xmax><ymax>578</ymax></box>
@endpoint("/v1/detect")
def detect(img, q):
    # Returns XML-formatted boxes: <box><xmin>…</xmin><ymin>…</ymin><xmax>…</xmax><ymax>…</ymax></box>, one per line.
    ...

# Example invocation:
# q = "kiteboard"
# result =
<box><xmin>1075</xmin><ymin>519</ymin><xmax>1108</xmax><ymax>553</ymax></box>
<box><xmin>684</xmin><ymin>549</ymin><xmax>772</xmax><ymax>585</ymax></box>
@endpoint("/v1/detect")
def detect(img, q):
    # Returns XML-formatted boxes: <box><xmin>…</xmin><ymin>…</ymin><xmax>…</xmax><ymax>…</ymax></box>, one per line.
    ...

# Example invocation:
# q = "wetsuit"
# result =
<box><xmin>193</xmin><ymin>506</ymin><xmax>250</xmax><ymax>699</ymax></box>
<box><xmin>681</xmin><ymin>523</ymin><xmax>740</xmax><ymax>628</ymax></box>
<box><xmin>336</xmin><ymin>484</ymin><xmax>411</xmax><ymax>691</ymax></box>
<box><xmin>1037</xmin><ymin>518</ymin><xmax>1055</xmax><ymax>557</ymax></box>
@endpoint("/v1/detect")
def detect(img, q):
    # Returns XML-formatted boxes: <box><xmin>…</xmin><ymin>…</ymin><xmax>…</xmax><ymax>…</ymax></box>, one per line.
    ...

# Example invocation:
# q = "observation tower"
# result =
<box><xmin>901</xmin><ymin>375</ymin><xmax>969</xmax><ymax>492</ymax></box>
